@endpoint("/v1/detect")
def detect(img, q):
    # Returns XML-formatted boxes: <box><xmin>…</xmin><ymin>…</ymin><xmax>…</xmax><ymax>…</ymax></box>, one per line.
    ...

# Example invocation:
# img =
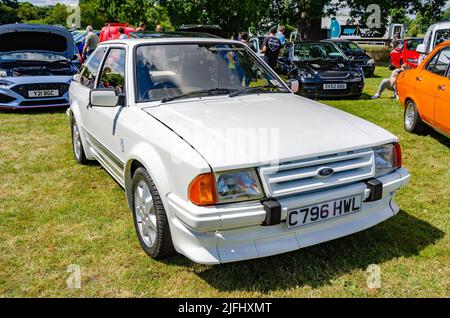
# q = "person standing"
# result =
<box><xmin>240</xmin><ymin>32</ymin><xmax>250</xmax><ymax>46</ymax></box>
<box><xmin>136</xmin><ymin>22</ymin><xmax>146</xmax><ymax>32</ymax></box>
<box><xmin>261</xmin><ymin>26</ymin><xmax>282</xmax><ymax>69</ymax></box>
<box><xmin>118</xmin><ymin>27</ymin><xmax>128</xmax><ymax>39</ymax></box>
<box><xmin>276</xmin><ymin>26</ymin><xmax>286</xmax><ymax>45</ymax></box>
<box><xmin>82</xmin><ymin>25</ymin><xmax>99</xmax><ymax>60</ymax></box>
<box><xmin>372</xmin><ymin>63</ymin><xmax>410</xmax><ymax>99</ymax></box>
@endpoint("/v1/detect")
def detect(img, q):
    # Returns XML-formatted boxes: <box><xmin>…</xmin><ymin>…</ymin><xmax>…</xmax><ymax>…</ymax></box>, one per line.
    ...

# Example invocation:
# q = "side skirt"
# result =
<box><xmin>82</xmin><ymin>129</ymin><xmax>126</xmax><ymax>188</ymax></box>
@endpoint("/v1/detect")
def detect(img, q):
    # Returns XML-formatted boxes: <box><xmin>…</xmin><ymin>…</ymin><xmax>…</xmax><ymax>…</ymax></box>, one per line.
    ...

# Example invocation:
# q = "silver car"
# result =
<box><xmin>0</xmin><ymin>24</ymin><xmax>78</xmax><ymax>110</ymax></box>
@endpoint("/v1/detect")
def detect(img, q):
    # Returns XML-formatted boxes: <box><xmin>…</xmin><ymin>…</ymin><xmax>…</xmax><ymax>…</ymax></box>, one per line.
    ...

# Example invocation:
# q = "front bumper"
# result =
<box><xmin>167</xmin><ymin>168</ymin><xmax>410</xmax><ymax>264</ymax></box>
<box><xmin>0</xmin><ymin>80</ymin><xmax>71</xmax><ymax>110</ymax></box>
<box><xmin>298</xmin><ymin>79</ymin><xmax>364</xmax><ymax>99</ymax></box>
<box><xmin>360</xmin><ymin>64</ymin><xmax>375</xmax><ymax>76</ymax></box>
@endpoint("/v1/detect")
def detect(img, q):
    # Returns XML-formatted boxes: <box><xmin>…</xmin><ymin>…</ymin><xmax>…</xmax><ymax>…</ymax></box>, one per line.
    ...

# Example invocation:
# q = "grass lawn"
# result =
<box><xmin>0</xmin><ymin>66</ymin><xmax>449</xmax><ymax>297</ymax></box>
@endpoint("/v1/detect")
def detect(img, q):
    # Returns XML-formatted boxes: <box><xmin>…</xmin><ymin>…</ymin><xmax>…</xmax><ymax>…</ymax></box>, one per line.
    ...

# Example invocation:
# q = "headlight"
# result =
<box><xmin>407</xmin><ymin>58</ymin><xmax>418</xmax><ymax>63</ymax></box>
<box><xmin>367</xmin><ymin>59</ymin><xmax>375</xmax><ymax>65</ymax></box>
<box><xmin>0</xmin><ymin>79</ymin><xmax>13</xmax><ymax>87</ymax></box>
<box><xmin>299</xmin><ymin>70</ymin><xmax>314</xmax><ymax>79</ymax></box>
<box><xmin>374</xmin><ymin>143</ymin><xmax>402</xmax><ymax>176</ymax></box>
<box><xmin>352</xmin><ymin>71</ymin><xmax>362</xmax><ymax>77</ymax></box>
<box><xmin>188</xmin><ymin>169</ymin><xmax>264</xmax><ymax>206</ymax></box>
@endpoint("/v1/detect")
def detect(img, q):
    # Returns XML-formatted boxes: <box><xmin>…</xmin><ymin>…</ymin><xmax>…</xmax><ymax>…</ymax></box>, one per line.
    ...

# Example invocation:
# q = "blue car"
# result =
<box><xmin>0</xmin><ymin>24</ymin><xmax>78</xmax><ymax>110</ymax></box>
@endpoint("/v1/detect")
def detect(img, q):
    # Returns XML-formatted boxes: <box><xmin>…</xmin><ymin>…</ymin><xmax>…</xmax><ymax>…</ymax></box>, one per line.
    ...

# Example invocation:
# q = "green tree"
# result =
<box><xmin>45</xmin><ymin>3</ymin><xmax>70</xmax><ymax>26</ymax></box>
<box><xmin>17</xmin><ymin>2</ymin><xmax>40</xmax><ymax>21</ymax></box>
<box><xmin>161</xmin><ymin>0</ymin><xmax>269</xmax><ymax>37</ymax></box>
<box><xmin>1</xmin><ymin>0</ymin><xmax>18</xmax><ymax>8</ymax></box>
<box><xmin>79</xmin><ymin>0</ymin><xmax>108</xmax><ymax>29</ymax></box>
<box><xmin>0</xmin><ymin>3</ymin><xmax>17</xmax><ymax>24</ymax></box>
<box><xmin>97</xmin><ymin>0</ymin><xmax>149</xmax><ymax>26</ymax></box>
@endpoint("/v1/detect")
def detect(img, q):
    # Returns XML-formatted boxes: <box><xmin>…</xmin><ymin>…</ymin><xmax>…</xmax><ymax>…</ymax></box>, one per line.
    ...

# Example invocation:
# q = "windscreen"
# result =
<box><xmin>135</xmin><ymin>43</ymin><xmax>287</xmax><ymax>102</ymax></box>
<box><xmin>293</xmin><ymin>42</ymin><xmax>345</xmax><ymax>62</ymax></box>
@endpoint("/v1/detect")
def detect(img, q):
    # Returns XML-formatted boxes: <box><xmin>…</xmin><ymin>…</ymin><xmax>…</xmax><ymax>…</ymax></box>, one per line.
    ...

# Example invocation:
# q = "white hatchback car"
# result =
<box><xmin>68</xmin><ymin>35</ymin><xmax>410</xmax><ymax>264</ymax></box>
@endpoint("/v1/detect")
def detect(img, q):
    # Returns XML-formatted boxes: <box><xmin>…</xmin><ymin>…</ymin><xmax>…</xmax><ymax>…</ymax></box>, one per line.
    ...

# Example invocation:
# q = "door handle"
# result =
<box><xmin>416</xmin><ymin>76</ymin><xmax>423</xmax><ymax>81</ymax></box>
<box><xmin>438</xmin><ymin>84</ymin><xmax>446</xmax><ymax>91</ymax></box>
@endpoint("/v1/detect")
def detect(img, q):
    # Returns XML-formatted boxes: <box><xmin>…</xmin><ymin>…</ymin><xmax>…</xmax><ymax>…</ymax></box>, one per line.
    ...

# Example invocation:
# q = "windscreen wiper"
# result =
<box><xmin>161</xmin><ymin>88</ymin><xmax>238</xmax><ymax>103</ymax></box>
<box><xmin>229</xmin><ymin>85</ymin><xmax>281</xmax><ymax>97</ymax></box>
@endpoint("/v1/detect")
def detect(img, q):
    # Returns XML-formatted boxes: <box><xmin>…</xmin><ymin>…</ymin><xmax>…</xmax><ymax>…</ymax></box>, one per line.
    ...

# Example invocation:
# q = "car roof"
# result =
<box><xmin>428</xmin><ymin>21</ymin><xmax>450</xmax><ymax>31</ymax></box>
<box><xmin>293</xmin><ymin>41</ymin><xmax>336</xmax><ymax>45</ymax></box>
<box><xmin>99</xmin><ymin>37</ymin><xmax>242</xmax><ymax>47</ymax></box>
<box><xmin>129</xmin><ymin>31</ymin><xmax>220</xmax><ymax>39</ymax></box>
<box><xmin>321</xmin><ymin>39</ymin><xmax>352</xmax><ymax>42</ymax></box>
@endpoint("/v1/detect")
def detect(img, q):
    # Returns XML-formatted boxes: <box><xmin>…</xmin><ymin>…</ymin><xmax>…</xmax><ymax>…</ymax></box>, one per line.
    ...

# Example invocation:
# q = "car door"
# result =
<box><xmin>414</xmin><ymin>49</ymin><xmax>444</xmax><ymax>125</ymax></box>
<box><xmin>249</xmin><ymin>37</ymin><xmax>262</xmax><ymax>57</ymax></box>
<box><xmin>277</xmin><ymin>41</ymin><xmax>292</xmax><ymax>76</ymax></box>
<box><xmin>435</xmin><ymin>50</ymin><xmax>450</xmax><ymax>135</ymax></box>
<box><xmin>85</xmin><ymin>46</ymin><xmax>127</xmax><ymax>170</ymax></box>
<box><xmin>71</xmin><ymin>47</ymin><xmax>107</xmax><ymax>125</ymax></box>
<box><xmin>391</xmin><ymin>41</ymin><xmax>403</xmax><ymax>67</ymax></box>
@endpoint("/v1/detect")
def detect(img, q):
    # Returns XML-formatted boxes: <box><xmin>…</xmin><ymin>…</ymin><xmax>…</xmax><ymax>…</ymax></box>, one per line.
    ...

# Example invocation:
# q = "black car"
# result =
<box><xmin>321</xmin><ymin>39</ymin><xmax>375</xmax><ymax>76</ymax></box>
<box><xmin>277</xmin><ymin>41</ymin><xmax>364</xmax><ymax>99</ymax></box>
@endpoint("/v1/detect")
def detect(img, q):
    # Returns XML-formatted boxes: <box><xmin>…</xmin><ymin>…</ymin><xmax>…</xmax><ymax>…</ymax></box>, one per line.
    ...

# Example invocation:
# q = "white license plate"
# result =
<box><xmin>28</xmin><ymin>90</ymin><xmax>59</xmax><ymax>98</ymax></box>
<box><xmin>323</xmin><ymin>83</ymin><xmax>347</xmax><ymax>90</ymax></box>
<box><xmin>287</xmin><ymin>194</ymin><xmax>362</xmax><ymax>229</ymax></box>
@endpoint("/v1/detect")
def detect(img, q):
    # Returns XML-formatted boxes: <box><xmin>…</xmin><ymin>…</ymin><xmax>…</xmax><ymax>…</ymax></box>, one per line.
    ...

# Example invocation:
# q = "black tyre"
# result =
<box><xmin>71</xmin><ymin>118</ymin><xmax>89</xmax><ymax>164</ymax></box>
<box><xmin>404</xmin><ymin>99</ymin><xmax>426</xmax><ymax>134</ymax></box>
<box><xmin>131</xmin><ymin>167</ymin><xmax>175</xmax><ymax>259</ymax></box>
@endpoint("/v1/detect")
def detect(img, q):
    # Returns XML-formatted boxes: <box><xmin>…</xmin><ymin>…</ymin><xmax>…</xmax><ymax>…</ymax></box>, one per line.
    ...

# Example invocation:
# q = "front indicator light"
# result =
<box><xmin>188</xmin><ymin>173</ymin><xmax>217</xmax><ymax>206</ymax></box>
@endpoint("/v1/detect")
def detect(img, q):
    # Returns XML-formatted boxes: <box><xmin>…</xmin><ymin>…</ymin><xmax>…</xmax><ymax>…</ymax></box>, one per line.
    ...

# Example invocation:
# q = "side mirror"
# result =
<box><xmin>90</xmin><ymin>88</ymin><xmax>119</xmax><ymax>107</ymax></box>
<box><xmin>286</xmin><ymin>79</ymin><xmax>299</xmax><ymax>94</ymax></box>
<box><xmin>416</xmin><ymin>44</ymin><xmax>426</xmax><ymax>54</ymax></box>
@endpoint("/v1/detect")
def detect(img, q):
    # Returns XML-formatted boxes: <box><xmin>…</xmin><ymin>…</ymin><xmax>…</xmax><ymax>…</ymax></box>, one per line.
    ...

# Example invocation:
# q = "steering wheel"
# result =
<box><xmin>143</xmin><ymin>81</ymin><xmax>175</xmax><ymax>100</ymax></box>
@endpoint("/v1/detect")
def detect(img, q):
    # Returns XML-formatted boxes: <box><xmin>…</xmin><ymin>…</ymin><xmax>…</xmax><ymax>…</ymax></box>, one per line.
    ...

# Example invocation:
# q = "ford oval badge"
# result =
<box><xmin>318</xmin><ymin>167</ymin><xmax>334</xmax><ymax>177</ymax></box>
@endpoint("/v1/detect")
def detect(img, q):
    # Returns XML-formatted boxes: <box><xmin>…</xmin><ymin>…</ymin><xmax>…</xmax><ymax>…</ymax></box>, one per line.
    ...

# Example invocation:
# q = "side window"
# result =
<box><xmin>426</xmin><ymin>48</ymin><xmax>450</xmax><ymax>76</ymax></box>
<box><xmin>79</xmin><ymin>47</ymin><xmax>106</xmax><ymax>89</ymax></box>
<box><xmin>282</xmin><ymin>42</ymin><xmax>291</xmax><ymax>58</ymax></box>
<box><xmin>97</xmin><ymin>48</ymin><xmax>126</xmax><ymax>94</ymax></box>
<box><xmin>249</xmin><ymin>39</ymin><xmax>258</xmax><ymax>53</ymax></box>
<box><xmin>425</xmin><ymin>52</ymin><xmax>440</xmax><ymax>73</ymax></box>
<box><xmin>434</xmin><ymin>29</ymin><xmax>450</xmax><ymax>47</ymax></box>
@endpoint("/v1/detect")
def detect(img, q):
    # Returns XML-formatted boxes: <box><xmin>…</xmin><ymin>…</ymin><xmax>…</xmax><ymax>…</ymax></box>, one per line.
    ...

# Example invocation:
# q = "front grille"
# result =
<box><xmin>11</xmin><ymin>83</ymin><xmax>69</xmax><ymax>98</ymax></box>
<box><xmin>19</xmin><ymin>98</ymin><xmax>68</xmax><ymax>106</ymax></box>
<box><xmin>320</xmin><ymin>71</ymin><xmax>349</xmax><ymax>79</ymax></box>
<box><xmin>0</xmin><ymin>93</ymin><xmax>16</xmax><ymax>103</ymax></box>
<box><xmin>258</xmin><ymin>149</ymin><xmax>375</xmax><ymax>197</ymax></box>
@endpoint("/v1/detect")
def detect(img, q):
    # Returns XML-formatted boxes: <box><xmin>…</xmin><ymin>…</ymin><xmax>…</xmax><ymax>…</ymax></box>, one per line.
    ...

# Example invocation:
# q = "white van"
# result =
<box><xmin>417</xmin><ymin>21</ymin><xmax>450</xmax><ymax>64</ymax></box>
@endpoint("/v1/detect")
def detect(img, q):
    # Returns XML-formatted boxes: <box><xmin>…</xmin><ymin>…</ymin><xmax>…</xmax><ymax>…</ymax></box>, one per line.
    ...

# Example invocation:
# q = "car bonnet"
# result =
<box><xmin>0</xmin><ymin>24</ymin><xmax>75</xmax><ymax>60</ymax></box>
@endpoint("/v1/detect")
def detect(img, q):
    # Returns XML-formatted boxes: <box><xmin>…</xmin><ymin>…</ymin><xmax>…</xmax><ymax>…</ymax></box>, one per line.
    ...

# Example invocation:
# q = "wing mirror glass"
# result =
<box><xmin>286</xmin><ymin>79</ymin><xmax>299</xmax><ymax>94</ymax></box>
<box><xmin>90</xmin><ymin>88</ymin><xmax>119</xmax><ymax>107</ymax></box>
<box><xmin>416</xmin><ymin>44</ymin><xmax>426</xmax><ymax>54</ymax></box>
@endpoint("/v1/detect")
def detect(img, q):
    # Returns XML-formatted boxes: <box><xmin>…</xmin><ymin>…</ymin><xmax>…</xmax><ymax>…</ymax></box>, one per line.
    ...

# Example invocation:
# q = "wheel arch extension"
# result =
<box><xmin>123</xmin><ymin>146</ymin><xmax>172</xmax><ymax>211</ymax></box>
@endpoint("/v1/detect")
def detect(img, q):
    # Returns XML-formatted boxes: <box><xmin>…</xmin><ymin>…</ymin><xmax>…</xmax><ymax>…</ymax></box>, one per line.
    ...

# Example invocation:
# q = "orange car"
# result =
<box><xmin>397</xmin><ymin>40</ymin><xmax>450</xmax><ymax>137</ymax></box>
